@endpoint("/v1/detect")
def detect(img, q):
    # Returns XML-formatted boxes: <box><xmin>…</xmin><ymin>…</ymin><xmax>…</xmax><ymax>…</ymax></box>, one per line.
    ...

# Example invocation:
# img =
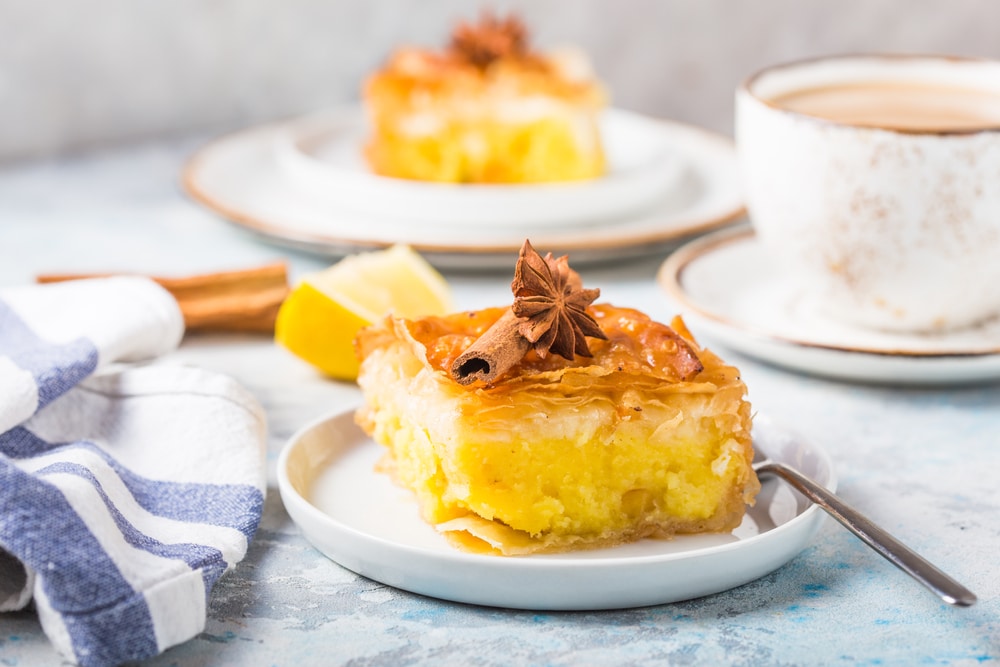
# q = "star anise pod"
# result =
<box><xmin>448</xmin><ymin>12</ymin><xmax>529</xmax><ymax>69</ymax></box>
<box><xmin>510</xmin><ymin>240</ymin><xmax>607</xmax><ymax>360</ymax></box>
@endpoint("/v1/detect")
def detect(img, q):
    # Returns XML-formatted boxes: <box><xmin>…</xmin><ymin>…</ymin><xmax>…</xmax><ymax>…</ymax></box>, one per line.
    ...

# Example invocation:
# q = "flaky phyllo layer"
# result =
<box><xmin>355</xmin><ymin>304</ymin><xmax>759</xmax><ymax>555</ymax></box>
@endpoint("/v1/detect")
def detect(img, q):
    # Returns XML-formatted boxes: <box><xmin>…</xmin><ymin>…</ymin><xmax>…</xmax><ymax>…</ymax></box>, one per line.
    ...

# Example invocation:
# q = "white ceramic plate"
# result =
<box><xmin>182</xmin><ymin>112</ymin><xmax>744</xmax><ymax>269</ymax></box>
<box><xmin>272</xmin><ymin>108</ymin><xmax>683</xmax><ymax>228</ymax></box>
<box><xmin>277</xmin><ymin>408</ymin><xmax>833</xmax><ymax>611</ymax></box>
<box><xmin>658</xmin><ymin>226</ymin><xmax>1000</xmax><ymax>385</ymax></box>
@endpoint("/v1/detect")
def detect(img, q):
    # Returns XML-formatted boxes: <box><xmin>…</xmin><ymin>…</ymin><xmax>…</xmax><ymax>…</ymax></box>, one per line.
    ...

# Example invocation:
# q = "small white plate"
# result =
<box><xmin>272</xmin><ymin>108</ymin><xmax>683</xmax><ymax>228</ymax></box>
<box><xmin>658</xmin><ymin>227</ymin><xmax>1000</xmax><ymax>385</ymax></box>
<box><xmin>277</xmin><ymin>407</ymin><xmax>833</xmax><ymax>611</ymax></box>
<box><xmin>182</xmin><ymin>112</ymin><xmax>744</xmax><ymax>269</ymax></box>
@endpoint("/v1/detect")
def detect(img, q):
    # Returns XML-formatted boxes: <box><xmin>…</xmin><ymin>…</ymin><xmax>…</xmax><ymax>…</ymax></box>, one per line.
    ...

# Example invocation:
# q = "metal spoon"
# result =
<box><xmin>753</xmin><ymin>455</ymin><xmax>977</xmax><ymax>607</ymax></box>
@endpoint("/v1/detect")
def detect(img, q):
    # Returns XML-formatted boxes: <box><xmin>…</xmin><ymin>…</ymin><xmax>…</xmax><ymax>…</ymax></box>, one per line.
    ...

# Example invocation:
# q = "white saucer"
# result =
<box><xmin>182</xmin><ymin>111</ymin><xmax>744</xmax><ymax>269</ymax></box>
<box><xmin>277</xmin><ymin>408</ymin><xmax>832</xmax><ymax>611</ymax></box>
<box><xmin>658</xmin><ymin>227</ymin><xmax>1000</xmax><ymax>384</ymax></box>
<box><xmin>272</xmin><ymin>107</ymin><xmax>683</xmax><ymax>228</ymax></box>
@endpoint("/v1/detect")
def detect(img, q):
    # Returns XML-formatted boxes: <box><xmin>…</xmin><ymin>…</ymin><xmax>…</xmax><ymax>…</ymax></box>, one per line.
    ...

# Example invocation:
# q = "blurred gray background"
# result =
<box><xmin>2</xmin><ymin>0</ymin><xmax>999</xmax><ymax>162</ymax></box>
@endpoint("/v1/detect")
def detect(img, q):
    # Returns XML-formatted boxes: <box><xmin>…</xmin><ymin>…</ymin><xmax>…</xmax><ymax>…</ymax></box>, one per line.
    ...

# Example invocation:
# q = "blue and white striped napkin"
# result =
<box><xmin>0</xmin><ymin>277</ymin><xmax>266</xmax><ymax>666</ymax></box>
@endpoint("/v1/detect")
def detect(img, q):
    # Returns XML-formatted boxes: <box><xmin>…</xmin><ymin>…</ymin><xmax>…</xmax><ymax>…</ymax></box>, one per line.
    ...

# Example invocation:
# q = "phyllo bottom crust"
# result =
<box><xmin>355</xmin><ymin>304</ymin><xmax>759</xmax><ymax>555</ymax></box>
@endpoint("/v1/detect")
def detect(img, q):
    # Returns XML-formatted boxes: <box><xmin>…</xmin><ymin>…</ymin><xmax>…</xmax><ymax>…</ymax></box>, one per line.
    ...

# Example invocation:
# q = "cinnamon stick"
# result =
<box><xmin>450</xmin><ymin>309</ymin><xmax>531</xmax><ymax>385</ymax></box>
<box><xmin>36</xmin><ymin>263</ymin><xmax>290</xmax><ymax>334</ymax></box>
<box><xmin>449</xmin><ymin>240</ymin><xmax>609</xmax><ymax>385</ymax></box>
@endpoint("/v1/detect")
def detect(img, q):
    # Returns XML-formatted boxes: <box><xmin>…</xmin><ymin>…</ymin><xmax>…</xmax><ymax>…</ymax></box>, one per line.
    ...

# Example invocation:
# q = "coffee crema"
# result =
<box><xmin>768</xmin><ymin>82</ymin><xmax>1000</xmax><ymax>132</ymax></box>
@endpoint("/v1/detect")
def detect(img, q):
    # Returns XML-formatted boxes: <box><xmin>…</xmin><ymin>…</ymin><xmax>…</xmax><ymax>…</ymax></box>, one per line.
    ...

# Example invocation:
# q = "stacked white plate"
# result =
<box><xmin>183</xmin><ymin>107</ymin><xmax>745</xmax><ymax>268</ymax></box>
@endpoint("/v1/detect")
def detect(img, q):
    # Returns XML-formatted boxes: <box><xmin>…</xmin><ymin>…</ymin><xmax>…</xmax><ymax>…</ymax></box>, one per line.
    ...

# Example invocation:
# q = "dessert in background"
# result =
<box><xmin>363</xmin><ymin>13</ymin><xmax>607</xmax><ymax>183</ymax></box>
<box><xmin>355</xmin><ymin>240</ymin><xmax>759</xmax><ymax>555</ymax></box>
<box><xmin>274</xmin><ymin>245</ymin><xmax>452</xmax><ymax>380</ymax></box>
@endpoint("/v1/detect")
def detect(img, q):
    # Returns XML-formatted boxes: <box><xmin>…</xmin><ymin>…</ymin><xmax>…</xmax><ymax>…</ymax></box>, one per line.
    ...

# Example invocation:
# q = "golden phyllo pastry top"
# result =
<box><xmin>365</xmin><ymin>13</ymin><xmax>606</xmax><ymax>117</ymax></box>
<box><xmin>357</xmin><ymin>241</ymin><xmax>717</xmax><ymax>392</ymax></box>
<box><xmin>366</xmin><ymin>305</ymin><xmax>728</xmax><ymax>387</ymax></box>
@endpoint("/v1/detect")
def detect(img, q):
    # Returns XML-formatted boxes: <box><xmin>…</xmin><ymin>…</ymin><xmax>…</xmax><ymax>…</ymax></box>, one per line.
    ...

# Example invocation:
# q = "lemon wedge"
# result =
<box><xmin>275</xmin><ymin>245</ymin><xmax>453</xmax><ymax>380</ymax></box>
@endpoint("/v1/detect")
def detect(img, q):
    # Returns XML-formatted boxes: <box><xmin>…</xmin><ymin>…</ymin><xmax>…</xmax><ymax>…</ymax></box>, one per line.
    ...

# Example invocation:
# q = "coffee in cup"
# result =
<box><xmin>768</xmin><ymin>81</ymin><xmax>1000</xmax><ymax>132</ymax></box>
<box><xmin>737</xmin><ymin>55</ymin><xmax>1000</xmax><ymax>332</ymax></box>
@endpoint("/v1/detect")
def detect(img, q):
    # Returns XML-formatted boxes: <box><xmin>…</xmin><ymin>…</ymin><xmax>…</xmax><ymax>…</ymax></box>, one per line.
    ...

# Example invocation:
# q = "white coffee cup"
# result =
<box><xmin>736</xmin><ymin>54</ymin><xmax>1000</xmax><ymax>332</ymax></box>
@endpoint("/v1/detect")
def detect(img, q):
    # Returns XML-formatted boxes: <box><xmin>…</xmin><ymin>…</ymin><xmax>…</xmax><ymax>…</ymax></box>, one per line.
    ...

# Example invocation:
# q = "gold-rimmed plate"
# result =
<box><xmin>658</xmin><ymin>226</ymin><xmax>1000</xmax><ymax>384</ymax></box>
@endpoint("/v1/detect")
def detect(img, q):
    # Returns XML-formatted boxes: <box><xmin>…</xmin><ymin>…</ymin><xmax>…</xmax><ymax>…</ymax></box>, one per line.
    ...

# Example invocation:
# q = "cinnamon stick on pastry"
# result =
<box><xmin>451</xmin><ymin>240</ymin><xmax>608</xmax><ymax>385</ymax></box>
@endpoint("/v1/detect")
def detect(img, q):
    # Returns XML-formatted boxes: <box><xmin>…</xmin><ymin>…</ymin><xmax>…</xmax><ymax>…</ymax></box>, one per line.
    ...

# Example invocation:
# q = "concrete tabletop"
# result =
<box><xmin>0</xmin><ymin>137</ymin><xmax>996</xmax><ymax>666</ymax></box>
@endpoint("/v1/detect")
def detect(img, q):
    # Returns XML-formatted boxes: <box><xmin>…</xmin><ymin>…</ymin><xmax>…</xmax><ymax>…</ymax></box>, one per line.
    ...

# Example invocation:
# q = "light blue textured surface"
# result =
<box><xmin>0</xmin><ymin>139</ymin><xmax>997</xmax><ymax>666</ymax></box>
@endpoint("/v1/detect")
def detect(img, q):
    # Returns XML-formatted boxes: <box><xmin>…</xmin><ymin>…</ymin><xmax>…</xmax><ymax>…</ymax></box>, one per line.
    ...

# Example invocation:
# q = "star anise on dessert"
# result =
<box><xmin>510</xmin><ymin>240</ymin><xmax>608</xmax><ymax>360</ymax></box>
<box><xmin>449</xmin><ymin>12</ymin><xmax>529</xmax><ymax>68</ymax></box>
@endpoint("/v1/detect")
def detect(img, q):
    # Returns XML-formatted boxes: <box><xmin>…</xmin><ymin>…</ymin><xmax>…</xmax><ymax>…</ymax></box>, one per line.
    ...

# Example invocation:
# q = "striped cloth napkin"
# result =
<box><xmin>0</xmin><ymin>277</ymin><xmax>266</xmax><ymax>666</ymax></box>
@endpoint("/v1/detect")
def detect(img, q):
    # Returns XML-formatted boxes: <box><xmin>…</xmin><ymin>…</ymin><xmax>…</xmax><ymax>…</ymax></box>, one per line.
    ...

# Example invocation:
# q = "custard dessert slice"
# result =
<box><xmin>354</xmin><ymin>242</ymin><xmax>758</xmax><ymax>555</ymax></box>
<box><xmin>363</xmin><ymin>13</ymin><xmax>606</xmax><ymax>183</ymax></box>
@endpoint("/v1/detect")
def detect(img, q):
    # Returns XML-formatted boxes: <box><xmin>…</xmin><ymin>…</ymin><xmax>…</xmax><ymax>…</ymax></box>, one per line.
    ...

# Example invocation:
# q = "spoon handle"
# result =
<box><xmin>756</xmin><ymin>461</ymin><xmax>977</xmax><ymax>607</ymax></box>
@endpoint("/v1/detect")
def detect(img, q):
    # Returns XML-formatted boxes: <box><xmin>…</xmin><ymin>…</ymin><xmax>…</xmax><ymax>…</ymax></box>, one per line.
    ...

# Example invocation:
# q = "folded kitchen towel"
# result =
<box><xmin>0</xmin><ymin>277</ymin><xmax>266</xmax><ymax>666</ymax></box>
